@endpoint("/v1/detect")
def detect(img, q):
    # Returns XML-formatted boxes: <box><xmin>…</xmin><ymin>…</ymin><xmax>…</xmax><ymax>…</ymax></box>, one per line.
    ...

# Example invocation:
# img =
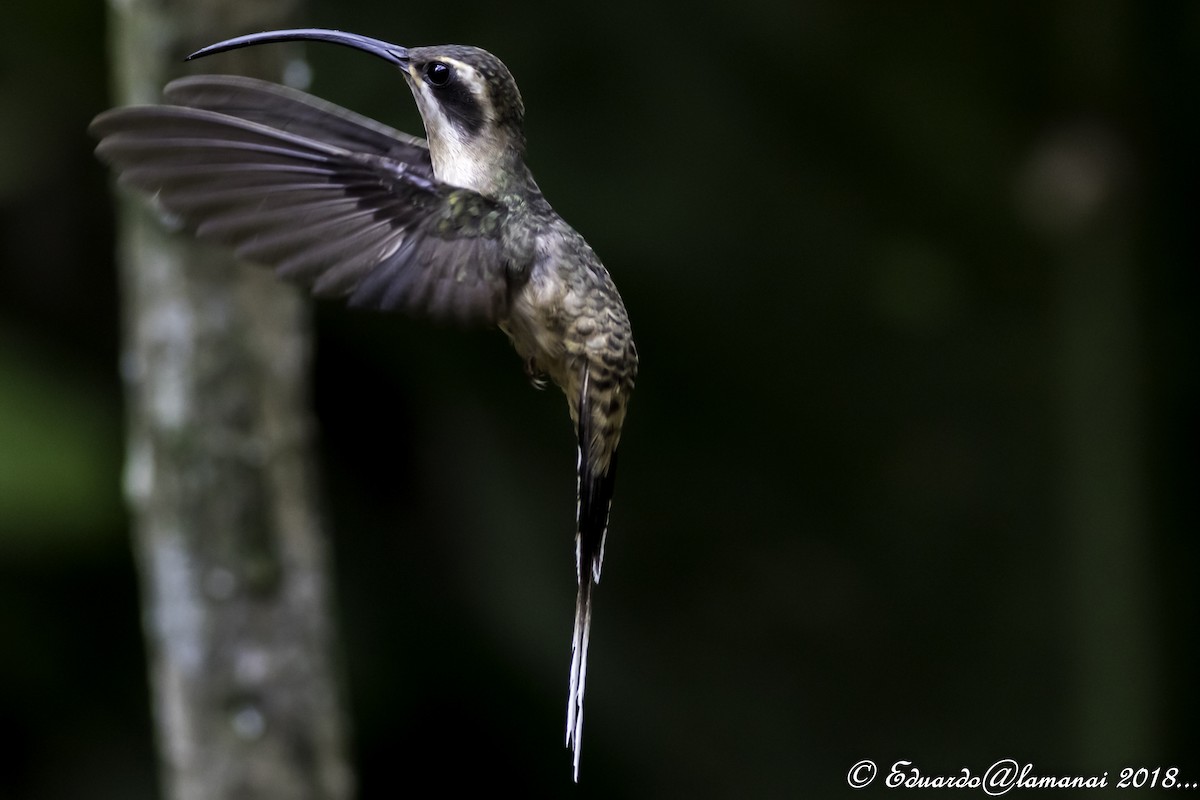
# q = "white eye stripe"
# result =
<box><xmin>440</xmin><ymin>60</ymin><xmax>489</xmax><ymax>100</ymax></box>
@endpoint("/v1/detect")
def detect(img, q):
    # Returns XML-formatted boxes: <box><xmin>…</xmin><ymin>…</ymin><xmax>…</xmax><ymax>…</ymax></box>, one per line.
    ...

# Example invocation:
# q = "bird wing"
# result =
<box><xmin>90</xmin><ymin>81</ymin><xmax>519</xmax><ymax>325</ymax></box>
<box><xmin>162</xmin><ymin>75</ymin><xmax>433</xmax><ymax>175</ymax></box>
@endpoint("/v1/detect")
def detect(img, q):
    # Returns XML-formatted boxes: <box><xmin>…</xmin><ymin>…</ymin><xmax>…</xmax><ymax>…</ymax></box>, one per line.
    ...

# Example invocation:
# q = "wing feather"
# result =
<box><xmin>162</xmin><ymin>75</ymin><xmax>432</xmax><ymax>172</ymax></box>
<box><xmin>90</xmin><ymin>82</ymin><xmax>520</xmax><ymax>325</ymax></box>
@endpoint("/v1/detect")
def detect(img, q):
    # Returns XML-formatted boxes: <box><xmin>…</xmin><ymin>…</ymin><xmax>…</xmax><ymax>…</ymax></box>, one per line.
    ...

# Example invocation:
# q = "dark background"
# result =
<box><xmin>1</xmin><ymin>1</ymin><xmax>1195</xmax><ymax>797</ymax></box>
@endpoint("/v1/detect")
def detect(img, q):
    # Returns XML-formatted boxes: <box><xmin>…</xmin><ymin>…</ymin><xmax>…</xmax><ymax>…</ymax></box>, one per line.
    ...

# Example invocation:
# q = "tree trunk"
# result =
<box><xmin>104</xmin><ymin>1</ymin><xmax>355</xmax><ymax>797</ymax></box>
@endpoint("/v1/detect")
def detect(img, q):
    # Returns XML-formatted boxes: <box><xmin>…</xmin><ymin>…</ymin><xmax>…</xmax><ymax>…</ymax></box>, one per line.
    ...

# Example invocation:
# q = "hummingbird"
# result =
<box><xmin>90</xmin><ymin>28</ymin><xmax>637</xmax><ymax>780</ymax></box>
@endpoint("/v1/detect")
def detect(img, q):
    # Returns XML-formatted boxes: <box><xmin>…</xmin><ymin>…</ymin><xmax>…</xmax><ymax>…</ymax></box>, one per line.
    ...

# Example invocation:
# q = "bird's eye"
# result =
<box><xmin>424</xmin><ymin>62</ymin><xmax>452</xmax><ymax>87</ymax></box>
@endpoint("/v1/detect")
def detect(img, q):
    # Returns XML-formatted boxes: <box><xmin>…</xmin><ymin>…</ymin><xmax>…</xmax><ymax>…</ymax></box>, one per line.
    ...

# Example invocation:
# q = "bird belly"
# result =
<box><xmin>503</xmin><ymin>286</ymin><xmax>580</xmax><ymax>404</ymax></box>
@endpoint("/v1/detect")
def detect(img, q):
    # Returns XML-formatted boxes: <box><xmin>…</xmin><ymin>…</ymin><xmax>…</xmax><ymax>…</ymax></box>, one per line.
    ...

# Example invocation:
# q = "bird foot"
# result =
<box><xmin>525</xmin><ymin>358</ymin><xmax>549</xmax><ymax>390</ymax></box>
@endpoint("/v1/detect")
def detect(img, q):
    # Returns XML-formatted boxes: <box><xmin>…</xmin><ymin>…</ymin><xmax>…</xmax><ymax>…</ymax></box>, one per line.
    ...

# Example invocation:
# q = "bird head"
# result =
<box><xmin>402</xmin><ymin>44</ymin><xmax>527</xmax><ymax>194</ymax></box>
<box><xmin>187</xmin><ymin>29</ymin><xmax>529</xmax><ymax>196</ymax></box>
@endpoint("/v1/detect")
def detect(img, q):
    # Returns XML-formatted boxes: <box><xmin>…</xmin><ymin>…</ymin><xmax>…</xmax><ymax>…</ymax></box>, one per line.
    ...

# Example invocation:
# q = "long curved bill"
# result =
<box><xmin>186</xmin><ymin>28</ymin><xmax>410</xmax><ymax>68</ymax></box>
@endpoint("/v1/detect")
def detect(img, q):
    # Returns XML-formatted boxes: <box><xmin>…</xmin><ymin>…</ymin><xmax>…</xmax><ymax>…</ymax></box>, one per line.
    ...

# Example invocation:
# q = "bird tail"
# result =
<box><xmin>566</xmin><ymin>568</ymin><xmax>594</xmax><ymax>782</ymax></box>
<box><xmin>566</xmin><ymin>364</ymin><xmax>618</xmax><ymax>781</ymax></box>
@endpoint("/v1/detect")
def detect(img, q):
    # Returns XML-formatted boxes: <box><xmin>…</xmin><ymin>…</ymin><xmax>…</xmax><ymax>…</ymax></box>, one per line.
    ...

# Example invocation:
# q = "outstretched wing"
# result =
<box><xmin>90</xmin><ymin>77</ymin><xmax>521</xmax><ymax>324</ymax></box>
<box><xmin>162</xmin><ymin>75</ymin><xmax>432</xmax><ymax>171</ymax></box>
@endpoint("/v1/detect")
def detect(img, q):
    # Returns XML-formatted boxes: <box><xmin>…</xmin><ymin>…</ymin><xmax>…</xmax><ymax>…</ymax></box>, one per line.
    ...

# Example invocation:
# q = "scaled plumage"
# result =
<box><xmin>90</xmin><ymin>30</ymin><xmax>636</xmax><ymax>781</ymax></box>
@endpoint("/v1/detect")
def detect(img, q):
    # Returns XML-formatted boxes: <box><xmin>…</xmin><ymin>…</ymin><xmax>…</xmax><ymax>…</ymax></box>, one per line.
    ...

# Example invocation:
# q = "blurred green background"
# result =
<box><xmin>1</xmin><ymin>0</ymin><xmax>1195</xmax><ymax>796</ymax></box>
